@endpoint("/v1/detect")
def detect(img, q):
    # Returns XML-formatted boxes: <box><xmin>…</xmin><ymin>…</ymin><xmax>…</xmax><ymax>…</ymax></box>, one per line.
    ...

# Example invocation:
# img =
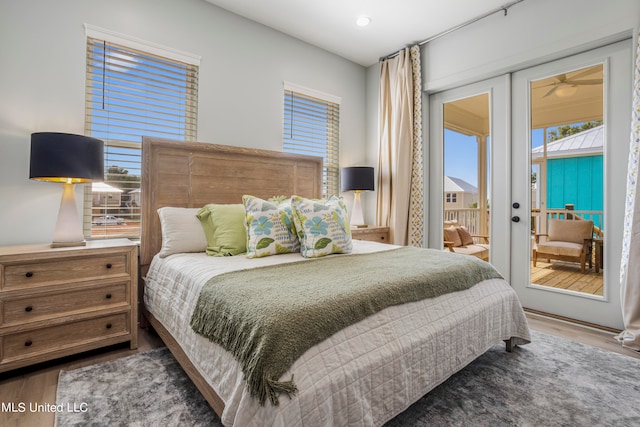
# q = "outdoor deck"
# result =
<box><xmin>443</xmin><ymin>209</ymin><xmax>605</xmax><ymax>297</ymax></box>
<box><xmin>530</xmin><ymin>259</ymin><xmax>603</xmax><ymax>296</ymax></box>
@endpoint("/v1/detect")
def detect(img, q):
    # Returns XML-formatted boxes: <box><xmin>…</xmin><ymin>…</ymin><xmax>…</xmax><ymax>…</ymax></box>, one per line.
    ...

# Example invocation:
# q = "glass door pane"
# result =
<box><xmin>430</xmin><ymin>76</ymin><xmax>509</xmax><ymax>278</ymax></box>
<box><xmin>529</xmin><ymin>64</ymin><xmax>604</xmax><ymax>296</ymax></box>
<box><xmin>443</xmin><ymin>93</ymin><xmax>490</xmax><ymax>261</ymax></box>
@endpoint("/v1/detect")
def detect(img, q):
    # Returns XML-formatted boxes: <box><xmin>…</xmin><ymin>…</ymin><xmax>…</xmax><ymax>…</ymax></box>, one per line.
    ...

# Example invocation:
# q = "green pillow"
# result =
<box><xmin>197</xmin><ymin>204</ymin><xmax>246</xmax><ymax>256</ymax></box>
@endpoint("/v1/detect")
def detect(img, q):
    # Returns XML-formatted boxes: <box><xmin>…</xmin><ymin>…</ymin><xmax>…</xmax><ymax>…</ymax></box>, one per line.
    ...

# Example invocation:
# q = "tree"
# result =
<box><xmin>547</xmin><ymin>120</ymin><xmax>603</xmax><ymax>142</ymax></box>
<box><xmin>104</xmin><ymin>165</ymin><xmax>141</xmax><ymax>216</ymax></box>
<box><xmin>469</xmin><ymin>200</ymin><xmax>490</xmax><ymax>209</ymax></box>
<box><xmin>106</xmin><ymin>165</ymin><xmax>139</xmax><ymax>191</ymax></box>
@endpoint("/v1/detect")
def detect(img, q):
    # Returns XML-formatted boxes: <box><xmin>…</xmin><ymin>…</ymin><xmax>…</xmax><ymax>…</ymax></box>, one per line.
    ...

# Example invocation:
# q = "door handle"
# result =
<box><xmin>512</xmin><ymin>216</ymin><xmax>520</xmax><ymax>223</ymax></box>
<box><xmin>512</xmin><ymin>202</ymin><xmax>520</xmax><ymax>209</ymax></box>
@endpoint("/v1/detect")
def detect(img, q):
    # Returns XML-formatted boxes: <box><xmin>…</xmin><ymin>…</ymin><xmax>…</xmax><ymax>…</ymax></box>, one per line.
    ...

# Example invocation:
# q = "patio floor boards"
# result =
<box><xmin>530</xmin><ymin>260</ymin><xmax>604</xmax><ymax>296</ymax></box>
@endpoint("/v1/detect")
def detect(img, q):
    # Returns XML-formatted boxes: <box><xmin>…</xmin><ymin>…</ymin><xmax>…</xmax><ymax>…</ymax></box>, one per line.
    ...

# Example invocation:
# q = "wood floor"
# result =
<box><xmin>1</xmin><ymin>315</ymin><xmax>637</xmax><ymax>427</ymax></box>
<box><xmin>0</xmin><ymin>329</ymin><xmax>165</xmax><ymax>427</ymax></box>
<box><xmin>531</xmin><ymin>260</ymin><xmax>604</xmax><ymax>295</ymax></box>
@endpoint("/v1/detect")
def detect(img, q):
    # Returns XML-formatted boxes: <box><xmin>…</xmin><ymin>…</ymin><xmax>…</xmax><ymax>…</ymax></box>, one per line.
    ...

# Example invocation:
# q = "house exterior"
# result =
<box><xmin>532</xmin><ymin>125</ymin><xmax>603</xmax><ymax>213</ymax></box>
<box><xmin>444</xmin><ymin>176</ymin><xmax>478</xmax><ymax>209</ymax></box>
<box><xmin>91</xmin><ymin>182</ymin><xmax>123</xmax><ymax>207</ymax></box>
<box><xmin>531</xmin><ymin>125</ymin><xmax>604</xmax><ymax>230</ymax></box>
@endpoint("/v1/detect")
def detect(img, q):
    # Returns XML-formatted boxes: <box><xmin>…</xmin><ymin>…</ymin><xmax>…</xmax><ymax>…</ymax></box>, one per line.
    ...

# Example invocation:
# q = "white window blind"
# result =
<box><xmin>283</xmin><ymin>85</ymin><xmax>340</xmax><ymax>198</ymax></box>
<box><xmin>83</xmin><ymin>36</ymin><xmax>198</xmax><ymax>239</ymax></box>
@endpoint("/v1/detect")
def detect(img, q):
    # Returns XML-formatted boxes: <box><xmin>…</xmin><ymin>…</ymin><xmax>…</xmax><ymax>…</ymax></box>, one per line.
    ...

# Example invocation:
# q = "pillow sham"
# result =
<box><xmin>243</xmin><ymin>195</ymin><xmax>300</xmax><ymax>258</ymax></box>
<box><xmin>196</xmin><ymin>203</ymin><xmax>246</xmax><ymax>256</ymax></box>
<box><xmin>290</xmin><ymin>195</ymin><xmax>352</xmax><ymax>258</ymax></box>
<box><xmin>157</xmin><ymin>207</ymin><xmax>208</xmax><ymax>258</ymax></box>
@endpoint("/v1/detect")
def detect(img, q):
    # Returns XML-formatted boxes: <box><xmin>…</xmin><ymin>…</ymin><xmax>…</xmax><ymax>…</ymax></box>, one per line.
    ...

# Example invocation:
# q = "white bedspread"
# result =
<box><xmin>144</xmin><ymin>240</ymin><xmax>531</xmax><ymax>426</ymax></box>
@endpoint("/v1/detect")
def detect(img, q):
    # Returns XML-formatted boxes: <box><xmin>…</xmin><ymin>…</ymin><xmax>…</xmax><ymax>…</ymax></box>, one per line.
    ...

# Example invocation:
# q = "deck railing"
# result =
<box><xmin>445</xmin><ymin>207</ymin><xmax>604</xmax><ymax>238</ymax></box>
<box><xmin>444</xmin><ymin>208</ymin><xmax>489</xmax><ymax>236</ymax></box>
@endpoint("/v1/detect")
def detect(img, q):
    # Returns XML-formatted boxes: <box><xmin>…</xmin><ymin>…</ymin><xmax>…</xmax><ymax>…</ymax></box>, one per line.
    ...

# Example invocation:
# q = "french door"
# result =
<box><xmin>511</xmin><ymin>40</ymin><xmax>631</xmax><ymax>329</ymax></box>
<box><xmin>429</xmin><ymin>75</ymin><xmax>511</xmax><ymax>279</ymax></box>
<box><xmin>430</xmin><ymin>39</ymin><xmax>631</xmax><ymax>329</ymax></box>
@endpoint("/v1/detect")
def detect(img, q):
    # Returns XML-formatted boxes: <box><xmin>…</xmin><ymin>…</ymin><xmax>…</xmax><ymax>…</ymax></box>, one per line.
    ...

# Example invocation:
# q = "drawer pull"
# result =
<box><xmin>106</xmin><ymin>323</ymin><xmax>112</xmax><ymax>329</ymax></box>
<box><xmin>25</xmin><ymin>305</ymin><xmax>33</xmax><ymax>312</ymax></box>
<box><xmin>105</xmin><ymin>293</ymin><xmax>112</xmax><ymax>299</ymax></box>
<box><xmin>106</xmin><ymin>263</ymin><xmax>113</xmax><ymax>269</ymax></box>
<box><xmin>25</xmin><ymin>339</ymin><xmax>33</xmax><ymax>347</ymax></box>
<box><xmin>25</xmin><ymin>272</ymin><xmax>34</xmax><ymax>278</ymax></box>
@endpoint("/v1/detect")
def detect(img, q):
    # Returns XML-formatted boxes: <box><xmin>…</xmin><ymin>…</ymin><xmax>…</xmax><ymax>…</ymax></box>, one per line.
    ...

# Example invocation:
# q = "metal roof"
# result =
<box><xmin>444</xmin><ymin>176</ymin><xmax>478</xmax><ymax>193</ymax></box>
<box><xmin>91</xmin><ymin>182</ymin><xmax>124</xmax><ymax>193</ymax></box>
<box><xmin>531</xmin><ymin>125</ymin><xmax>603</xmax><ymax>159</ymax></box>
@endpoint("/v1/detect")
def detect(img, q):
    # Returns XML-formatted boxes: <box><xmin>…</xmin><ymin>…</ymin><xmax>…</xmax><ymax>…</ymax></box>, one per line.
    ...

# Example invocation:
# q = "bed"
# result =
<box><xmin>139</xmin><ymin>137</ymin><xmax>531</xmax><ymax>426</ymax></box>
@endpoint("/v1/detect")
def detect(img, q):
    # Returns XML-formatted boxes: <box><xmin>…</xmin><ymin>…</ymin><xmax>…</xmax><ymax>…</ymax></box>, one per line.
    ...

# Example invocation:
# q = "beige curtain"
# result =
<box><xmin>377</xmin><ymin>46</ymin><xmax>424</xmax><ymax>246</ymax></box>
<box><xmin>617</xmin><ymin>32</ymin><xmax>640</xmax><ymax>351</ymax></box>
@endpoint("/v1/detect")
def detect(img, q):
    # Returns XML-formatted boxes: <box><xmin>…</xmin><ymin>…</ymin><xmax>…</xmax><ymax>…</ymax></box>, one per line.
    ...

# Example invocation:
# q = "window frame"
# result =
<box><xmin>282</xmin><ymin>82</ymin><xmax>341</xmax><ymax>198</ymax></box>
<box><xmin>83</xmin><ymin>25</ymin><xmax>200</xmax><ymax>240</ymax></box>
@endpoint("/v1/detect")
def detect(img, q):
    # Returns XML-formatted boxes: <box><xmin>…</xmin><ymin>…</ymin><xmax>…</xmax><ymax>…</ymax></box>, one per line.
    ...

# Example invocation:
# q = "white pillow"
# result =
<box><xmin>157</xmin><ymin>207</ymin><xmax>207</xmax><ymax>258</ymax></box>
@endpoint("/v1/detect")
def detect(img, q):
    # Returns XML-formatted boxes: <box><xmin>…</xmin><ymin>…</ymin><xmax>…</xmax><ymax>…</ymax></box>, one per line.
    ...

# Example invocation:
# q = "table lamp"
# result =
<box><xmin>341</xmin><ymin>166</ymin><xmax>374</xmax><ymax>227</ymax></box>
<box><xmin>29</xmin><ymin>132</ymin><xmax>104</xmax><ymax>247</ymax></box>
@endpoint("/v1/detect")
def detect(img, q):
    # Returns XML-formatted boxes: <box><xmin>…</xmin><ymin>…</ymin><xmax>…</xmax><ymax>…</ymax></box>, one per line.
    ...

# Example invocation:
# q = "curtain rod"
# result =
<box><xmin>381</xmin><ymin>0</ymin><xmax>525</xmax><ymax>61</ymax></box>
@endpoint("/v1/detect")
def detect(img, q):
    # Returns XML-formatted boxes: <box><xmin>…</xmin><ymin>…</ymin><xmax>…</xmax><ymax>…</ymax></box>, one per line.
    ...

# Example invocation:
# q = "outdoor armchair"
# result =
<box><xmin>533</xmin><ymin>219</ymin><xmax>594</xmax><ymax>273</ymax></box>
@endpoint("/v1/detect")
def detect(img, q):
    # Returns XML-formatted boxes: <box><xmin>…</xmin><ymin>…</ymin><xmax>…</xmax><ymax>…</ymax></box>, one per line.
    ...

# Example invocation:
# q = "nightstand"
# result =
<box><xmin>0</xmin><ymin>239</ymin><xmax>138</xmax><ymax>373</ymax></box>
<box><xmin>351</xmin><ymin>226</ymin><xmax>390</xmax><ymax>244</ymax></box>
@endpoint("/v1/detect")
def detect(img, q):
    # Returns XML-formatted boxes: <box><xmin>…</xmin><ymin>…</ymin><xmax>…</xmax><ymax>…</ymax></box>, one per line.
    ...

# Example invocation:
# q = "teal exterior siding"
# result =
<box><xmin>547</xmin><ymin>154</ymin><xmax>603</xmax><ymax>218</ymax></box>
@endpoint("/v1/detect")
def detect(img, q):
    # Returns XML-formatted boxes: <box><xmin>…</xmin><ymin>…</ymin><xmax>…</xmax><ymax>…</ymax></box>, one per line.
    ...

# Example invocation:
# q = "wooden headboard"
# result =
<box><xmin>140</xmin><ymin>137</ymin><xmax>323</xmax><ymax>270</ymax></box>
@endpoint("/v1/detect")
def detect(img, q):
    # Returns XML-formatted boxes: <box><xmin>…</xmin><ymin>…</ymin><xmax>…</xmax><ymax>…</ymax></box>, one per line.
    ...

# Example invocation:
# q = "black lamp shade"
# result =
<box><xmin>341</xmin><ymin>166</ymin><xmax>374</xmax><ymax>192</ymax></box>
<box><xmin>30</xmin><ymin>132</ymin><xmax>104</xmax><ymax>183</ymax></box>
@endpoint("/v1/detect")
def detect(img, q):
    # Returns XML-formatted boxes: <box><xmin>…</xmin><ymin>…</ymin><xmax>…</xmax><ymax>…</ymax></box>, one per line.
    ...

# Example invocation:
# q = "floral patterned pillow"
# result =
<box><xmin>290</xmin><ymin>195</ymin><xmax>352</xmax><ymax>258</ymax></box>
<box><xmin>242</xmin><ymin>195</ymin><xmax>300</xmax><ymax>258</ymax></box>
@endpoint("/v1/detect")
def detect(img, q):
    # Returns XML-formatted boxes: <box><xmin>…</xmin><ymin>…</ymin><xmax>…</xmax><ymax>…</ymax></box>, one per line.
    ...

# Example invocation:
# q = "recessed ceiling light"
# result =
<box><xmin>355</xmin><ymin>16</ymin><xmax>372</xmax><ymax>27</ymax></box>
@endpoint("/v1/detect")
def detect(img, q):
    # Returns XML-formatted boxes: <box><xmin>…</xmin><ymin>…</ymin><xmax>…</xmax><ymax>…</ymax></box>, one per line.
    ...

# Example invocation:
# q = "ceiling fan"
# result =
<box><xmin>539</xmin><ymin>69</ymin><xmax>603</xmax><ymax>98</ymax></box>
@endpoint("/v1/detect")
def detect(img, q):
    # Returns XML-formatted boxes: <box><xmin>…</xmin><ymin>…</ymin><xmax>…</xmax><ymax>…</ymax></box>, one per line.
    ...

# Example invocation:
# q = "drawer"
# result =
<box><xmin>1</xmin><ymin>313</ymin><xmax>129</xmax><ymax>363</ymax></box>
<box><xmin>1</xmin><ymin>282</ymin><xmax>128</xmax><ymax>326</ymax></box>
<box><xmin>354</xmin><ymin>232</ymin><xmax>388</xmax><ymax>243</ymax></box>
<box><xmin>3</xmin><ymin>253</ymin><xmax>128</xmax><ymax>289</ymax></box>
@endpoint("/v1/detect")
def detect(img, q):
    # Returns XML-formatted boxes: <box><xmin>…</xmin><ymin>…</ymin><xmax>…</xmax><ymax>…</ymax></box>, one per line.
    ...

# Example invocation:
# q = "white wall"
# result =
<box><xmin>422</xmin><ymin>0</ymin><xmax>640</xmax><ymax>92</ymax></box>
<box><xmin>0</xmin><ymin>0</ymin><xmax>367</xmax><ymax>245</ymax></box>
<box><xmin>364</xmin><ymin>62</ymin><xmax>380</xmax><ymax>225</ymax></box>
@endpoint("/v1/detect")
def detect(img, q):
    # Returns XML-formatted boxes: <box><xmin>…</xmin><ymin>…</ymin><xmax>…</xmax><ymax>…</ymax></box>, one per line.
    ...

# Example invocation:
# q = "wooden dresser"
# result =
<box><xmin>0</xmin><ymin>239</ymin><xmax>138</xmax><ymax>373</ymax></box>
<box><xmin>351</xmin><ymin>226</ymin><xmax>390</xmax><ymax>244</ymax></box>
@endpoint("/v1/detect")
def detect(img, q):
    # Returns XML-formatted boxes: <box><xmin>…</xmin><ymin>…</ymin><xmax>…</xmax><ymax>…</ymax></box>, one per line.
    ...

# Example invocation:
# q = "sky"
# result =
<box><xmin>444</xmin><ymin>128</ymin><xmax>546</xmax><ymax>188</ymax></box>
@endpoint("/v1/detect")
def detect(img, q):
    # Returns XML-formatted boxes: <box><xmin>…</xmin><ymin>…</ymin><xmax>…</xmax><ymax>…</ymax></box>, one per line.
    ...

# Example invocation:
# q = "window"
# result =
<box><xmin>283</xmin><ymin>83</ymin><xmax>340</xmax><ymax>198</ymax></box>
<box><xmin>83</xmin><ymin>26</ymin><xmax>199</xmax><ymax>239</ymax></box>
<box><xmin>445</xmin><ymin>193</ymin><xmax>457</xmax><ymax>203</ymax></box>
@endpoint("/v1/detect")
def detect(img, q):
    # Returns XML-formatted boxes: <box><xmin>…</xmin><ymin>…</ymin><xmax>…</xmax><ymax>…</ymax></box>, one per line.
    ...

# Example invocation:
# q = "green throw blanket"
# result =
<box><xmin>190</xmin><ymin>246</ymin><xmax>502</xmax><ymax>406</ymax></box>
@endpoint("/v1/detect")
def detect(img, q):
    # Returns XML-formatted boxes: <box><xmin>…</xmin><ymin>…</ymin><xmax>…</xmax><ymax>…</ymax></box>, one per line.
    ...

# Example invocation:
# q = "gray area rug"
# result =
<box><xmin>55</xmin><ymin>330</ymin><xmax>640</xmax><ymax>426</ymax></box>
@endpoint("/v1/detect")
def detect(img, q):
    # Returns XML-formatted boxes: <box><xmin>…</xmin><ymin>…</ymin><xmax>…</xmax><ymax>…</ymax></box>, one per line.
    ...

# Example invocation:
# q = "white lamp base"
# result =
<box><xmin>350</xmin><ymin>191</ymin><xmax>366</xmax><ymax>227</ymax></box>
<box><xmin>51</xmin><ymin>182</ymin><xmax>86</xmax><ymax>247</ymax></box>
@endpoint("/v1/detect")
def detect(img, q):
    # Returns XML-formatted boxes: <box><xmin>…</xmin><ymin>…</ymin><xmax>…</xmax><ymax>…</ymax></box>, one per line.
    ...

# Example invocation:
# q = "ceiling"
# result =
<box><xmin>530</xmin><ymin>65</ymin><xmax>603</xmax><ymax>129</ymax></box>
<box><xmin>445</xmin><ymin>64</ymin><xmax>604</xmax><ymax>136</ymax></box>
<box><xmin>203</xmin><ymin>0</ymin><xmax>516</xmax><ymax>67</ymax></box>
